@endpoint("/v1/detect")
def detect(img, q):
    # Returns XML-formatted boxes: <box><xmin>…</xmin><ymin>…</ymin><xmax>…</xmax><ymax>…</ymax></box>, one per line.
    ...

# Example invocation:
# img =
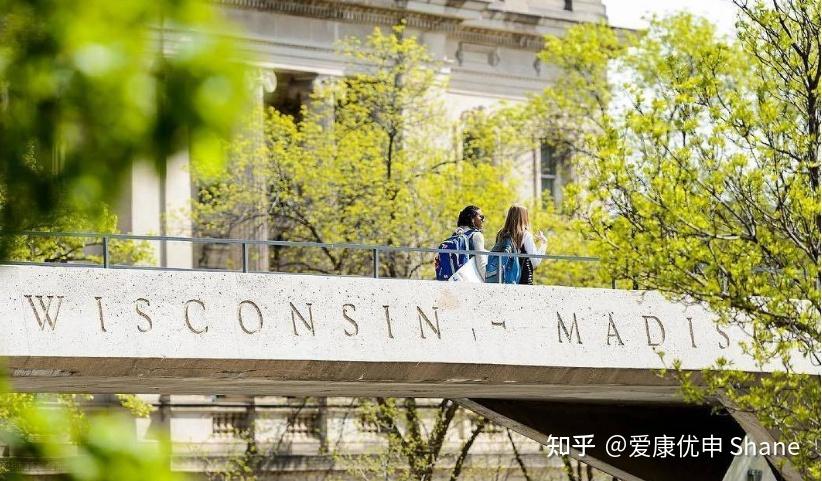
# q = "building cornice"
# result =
<box><xmin>216</xmin><ymin>0</ymin><xmax>462</xmax><ymax>31</ymax></box>
<box><xmin>214</xmin><ymin>0</ymin><xmax>569</xmax><ymax>51</ymax></box>
<box><xmin>456</xmin><ymin>26</ymin><xmax>545</xmax><ymax>51</ymax></box>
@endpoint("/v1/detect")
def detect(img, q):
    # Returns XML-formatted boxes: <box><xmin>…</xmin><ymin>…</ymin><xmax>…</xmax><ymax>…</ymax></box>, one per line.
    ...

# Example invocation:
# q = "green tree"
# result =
<box><xmin>340</xmin><ymin>398</ymin><xmax>487</xmax><ymax>481</ymax></box>
<box><xmin>534</xmin><ymin>3</ymin><xmax>819</xmax><ymax>479</ymax></box>
<box><xmin>528</xmin><ymin>203</ymin><xmax>608</xmax><ymax>288</ymax></box>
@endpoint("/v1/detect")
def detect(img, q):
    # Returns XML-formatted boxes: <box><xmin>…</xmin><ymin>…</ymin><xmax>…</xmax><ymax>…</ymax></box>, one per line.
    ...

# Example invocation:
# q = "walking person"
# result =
<box><xmin>456</xmin><ymin>205</ymin><xmax>487</xmax><ymax>278</ymax></box>
<box><xmin>435</xmin><ymin>205</ymin><xmax>487</xmax><ymax>281</ymax></box>
<box><xmin>485</xmin><ymin>204</ymin><xmax>546</xmax><ymax>284</ymax></box>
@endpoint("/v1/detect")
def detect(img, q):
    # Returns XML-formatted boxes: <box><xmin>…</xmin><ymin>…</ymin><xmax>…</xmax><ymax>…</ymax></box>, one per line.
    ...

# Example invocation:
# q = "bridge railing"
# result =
<box><xmin>0</xmin><ymin>231</ymin><xmax>613</xmax><ymax>287</ymax></box>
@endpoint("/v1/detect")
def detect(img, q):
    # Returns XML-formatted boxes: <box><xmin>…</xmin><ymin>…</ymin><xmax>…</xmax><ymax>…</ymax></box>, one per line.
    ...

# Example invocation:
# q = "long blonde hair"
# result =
<box><xmin>496</xmin><ymin>204</ymin><xmax>529</xmax><ymax>247</ymax></box>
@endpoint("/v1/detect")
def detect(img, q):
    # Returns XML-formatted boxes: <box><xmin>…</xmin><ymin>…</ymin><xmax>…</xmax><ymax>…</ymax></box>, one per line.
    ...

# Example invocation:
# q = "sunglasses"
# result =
<box><xmin>477</xmin><ymin>214</ymin><xmax>485</xmax><ymax>221</ymax></box>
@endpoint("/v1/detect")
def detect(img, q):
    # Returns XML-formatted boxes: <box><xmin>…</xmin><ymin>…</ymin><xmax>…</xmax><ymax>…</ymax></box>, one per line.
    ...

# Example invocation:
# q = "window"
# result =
<box><xmin>564</xmin><ymin>0</ymin><xmax>573</xmax><ymax>11</ymax></box>
<box><xmin>540</xmin><ymin>142</ymin><xmax>562</xmax><ymax>206</ymax></box>
<box><xmin>263</xmin><ymin>71</ymin><xmax>318</xmax><ymax>122</ymax></box>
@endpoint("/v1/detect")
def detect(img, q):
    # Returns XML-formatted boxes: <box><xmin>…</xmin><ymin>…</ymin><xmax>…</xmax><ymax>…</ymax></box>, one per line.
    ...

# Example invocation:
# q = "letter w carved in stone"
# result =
<box><xmin>25</xmin><ymin>295</ymin><xmax>64</xmax><ymax>331</ymax></box>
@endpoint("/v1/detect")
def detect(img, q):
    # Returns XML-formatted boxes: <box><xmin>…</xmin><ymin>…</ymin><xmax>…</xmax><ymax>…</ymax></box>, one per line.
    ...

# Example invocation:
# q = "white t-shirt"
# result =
<box><xmin>458</xmin><ymin>226</ymin><xmax>487</xmax><ymax>277</ymax></box>
<box><xmin>521</xmin><ymin>230</ymin><xmax>546</xmax><ymax>267</ymax></box>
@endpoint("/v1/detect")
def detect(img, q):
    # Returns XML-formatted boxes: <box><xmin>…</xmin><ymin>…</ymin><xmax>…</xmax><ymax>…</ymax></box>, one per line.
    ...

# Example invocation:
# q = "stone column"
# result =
<box><xmin>116</xmin><ymin>148</ymin><xmax>193</xmax><ymax>269</ymax></box>
<box><xmin>120</xmin><ymin>161</ymin><xmax>162</xmax><ymax>266</ymax></box>
<box><xmin>239</xmin><ymin>69</ymin><xmax>277</xmax><ymax>273</ymax></box>
<box><xmin>163</xmin><ymin>149</ymin><xmax>193</xmax><ymax>268</ymax></box>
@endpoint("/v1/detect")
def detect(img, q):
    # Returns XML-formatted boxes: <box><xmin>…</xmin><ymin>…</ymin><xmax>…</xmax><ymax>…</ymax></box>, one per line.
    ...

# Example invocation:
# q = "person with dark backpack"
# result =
<box><xmin>434</xmin><ymin>205</ymin><xmax>487</xmax><ymax>280</ymax></box>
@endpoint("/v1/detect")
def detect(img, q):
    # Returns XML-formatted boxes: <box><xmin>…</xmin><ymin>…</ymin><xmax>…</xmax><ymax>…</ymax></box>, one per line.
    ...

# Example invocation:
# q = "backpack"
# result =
<box><xmin>434</xmin><ymin>228</ymin><xmax>477</xmax><ymax>281</ymax></box>
<box><xmin>485</xmin><ymin>235</ymin><xmax>521</xmax><ymax>284</ymax></box>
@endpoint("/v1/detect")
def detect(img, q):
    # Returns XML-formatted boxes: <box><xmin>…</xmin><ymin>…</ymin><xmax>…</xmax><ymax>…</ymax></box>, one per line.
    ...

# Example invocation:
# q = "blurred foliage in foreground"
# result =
<box><xmin>0</xmin><ymin>377</ymin><xmax>178</xmax><ymax>480</ymax></box>
<box><xmin>0</xmin><ymin>0</ymin><xmax>251</xmax><ymax>255</ymax></box>
<box><xmin>0</xmin><ymin>0</ymin><xmax>248</xmax><ymax>478</ymax></box>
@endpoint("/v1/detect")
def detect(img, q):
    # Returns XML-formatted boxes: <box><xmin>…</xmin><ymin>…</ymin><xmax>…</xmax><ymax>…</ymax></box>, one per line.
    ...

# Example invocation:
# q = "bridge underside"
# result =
<box><xmin>8</xmin><ymin>357</ymin><xmax>688</xmax><ymax>402</ymax></box>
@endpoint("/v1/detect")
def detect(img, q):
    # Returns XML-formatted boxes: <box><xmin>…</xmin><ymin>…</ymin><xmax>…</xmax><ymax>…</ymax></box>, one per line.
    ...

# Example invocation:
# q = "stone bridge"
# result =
<box><xmin>1</xmin><ymin>265</ymin><xmax>816</xmax><ymax>481</ymax></box>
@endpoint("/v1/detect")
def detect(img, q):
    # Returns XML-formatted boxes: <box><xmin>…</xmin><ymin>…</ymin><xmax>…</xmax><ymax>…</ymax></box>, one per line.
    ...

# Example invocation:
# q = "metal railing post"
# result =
<box><xmin>497</xmin><ymin>254</ymin><xmax>503</xmax><ymax>283</ymax></box>
<box><xmin>372</xmin><ymin>248</ymin><xmax>379</xmax><ymax>278</ymax></box>
<box><xmin>241</xmin><ymin>242</ymin><xmax>249</xmax><ymax>273</ymax></box>
<box><xmin>102</xmin><ymin>235</ymin><xmax>110</xmax><ymax>268</ymax></box>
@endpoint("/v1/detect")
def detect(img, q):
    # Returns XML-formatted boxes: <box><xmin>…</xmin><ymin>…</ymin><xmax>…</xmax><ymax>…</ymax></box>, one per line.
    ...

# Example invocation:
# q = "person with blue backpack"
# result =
<box><xmin>435</xmin><ymin>205</ymin><xmax>487</xmax><ymax>281</ymax></box>
<box><xmin>485</xmin><ymin>204</ymin><xmax>546</xmax><ymax>284</ymax></box>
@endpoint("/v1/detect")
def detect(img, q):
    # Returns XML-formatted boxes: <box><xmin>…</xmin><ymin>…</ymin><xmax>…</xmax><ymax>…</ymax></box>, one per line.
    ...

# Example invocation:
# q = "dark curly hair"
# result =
<box><xmin>457</xmin><ymin>205</ymin><xmax>481</xmax><ymax>227</ymax></box>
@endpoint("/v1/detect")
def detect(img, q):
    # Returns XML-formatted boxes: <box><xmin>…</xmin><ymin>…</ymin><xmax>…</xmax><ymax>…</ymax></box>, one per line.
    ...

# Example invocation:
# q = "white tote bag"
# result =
<box><xmin>448</xmin><ymin>257</ymin><xmax>483</xmax><ymax>283</ymax></box>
